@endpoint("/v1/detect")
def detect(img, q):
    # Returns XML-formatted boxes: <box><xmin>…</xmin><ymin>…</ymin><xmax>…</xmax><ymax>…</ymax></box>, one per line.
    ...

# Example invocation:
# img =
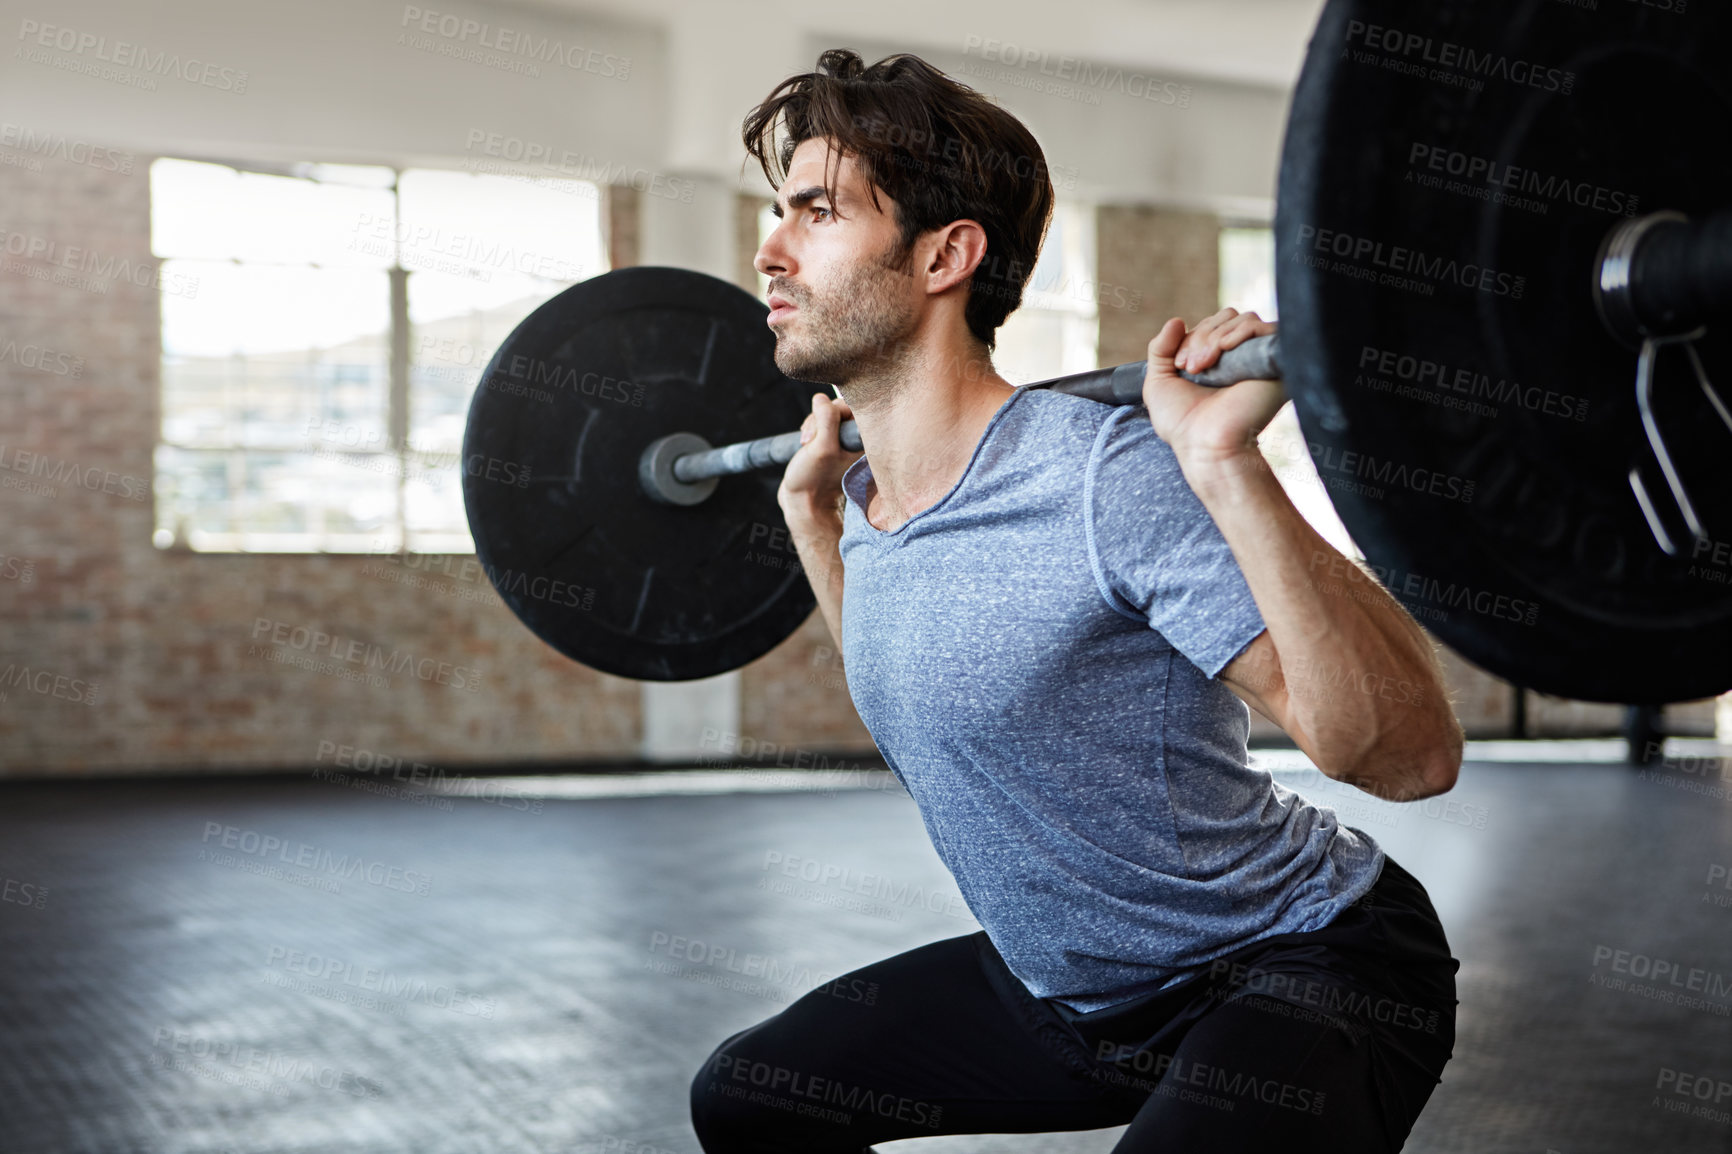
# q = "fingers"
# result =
<box><xmin>788</xmin><ymin>393</ymin><xmax>859</xmax><ymax>480</ymax></box>
<box><xmin>1175</xmin><ymin>310</ymin><xmax>1275</xmax><ymax>373</ymax></box>
<box><xmin>799</xmin><ymin>393</ymin><xmax>823</xmax><ymax>445</ymax></box>
<box><xmin>1144</xmin><ymin>317</ymin><xmax>1189</xmax><ymax>369</ymax></box>
<box><xmin>1195</xmin><ymin>307</ymin><xmax>1240</xmax><ymax>334</ymax></box>
<box><xmin>1174</xmin><ymin>309</ymin><xmax>1234</xmax><ymax>372</ymax></box>
<box><xmin>798</xmin><ymin>393</ymin><xmax>851</xmax><ymax>442</ymax></box>
<box><xmin>808</xmin><ymin>393</ymin><xmax>842</xmax><ymax>454</ymax></box>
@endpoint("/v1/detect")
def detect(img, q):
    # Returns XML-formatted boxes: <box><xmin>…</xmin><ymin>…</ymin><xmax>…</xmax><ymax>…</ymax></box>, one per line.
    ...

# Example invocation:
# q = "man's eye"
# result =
<box><xmin>811</xmin><ymin>206</ymin><xmax>831</xmax><ymax>221</ymax></box>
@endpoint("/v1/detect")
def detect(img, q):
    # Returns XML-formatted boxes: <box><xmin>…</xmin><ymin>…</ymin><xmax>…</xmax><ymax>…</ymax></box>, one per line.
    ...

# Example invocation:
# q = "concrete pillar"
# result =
<box><xmin>632</xmin><ymin>11</ymin><xmax>819</xmax><ymax>762</ymax></box>
<box><xmin>736</xmin><ymin>194</ymin><xmax>771</xmax><ymax>295</ymax></box>
<box><xmin>607</xmin><ymin>185</ymin><xmax>640</xmax><ymax>269</ymax></box>
<box><xmin>633</xmin><ymin>171</ymin><xmax>741</xmax><ymax>760</ymax></box>
<box><xmin>1718</xmin><ymin>692</ymin><xmax>1732</xmax><ymax>747</ymax></box>
<box><xmin>1094</xmin><ymin>205</ymin><xmax>1220</xmax><ymax>367</ymax></box>
<box><xmin>638</xmin><ymin>174</ymin><xmax>736</xmax><ymax>282</ymax></box>
<box><xmin>642</xmin><ymin>674</ymin><xmax>743</xmax><ymax>763</ymax></box>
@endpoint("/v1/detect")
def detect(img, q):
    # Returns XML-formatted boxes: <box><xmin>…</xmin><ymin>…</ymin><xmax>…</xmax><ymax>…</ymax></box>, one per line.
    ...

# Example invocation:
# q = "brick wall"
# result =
<box><xmin>606</xmin><ymin>185</ymin><xmax>640</xmax><ymax>271</ymax></box>
<box><xmin>1096</xmin><ymin>204</ymin><xmax>1222</xmax><ymax>368</ymax></box>
<box><xmin>0</xmin><ymin>155</ymin><xmax>650</xmax><ymax>775</ymax></box>
<box><xmin>0</xmin><ymin>158</ymin><xmax>1714</xmax><ymax>777</ymax></box>
<box><xmin>734</xmin><ymin>194</ymin><xmax>769</xmax><ymax>294</ymax></box>
<box><xmin>0</xmin><ymin>160</ymin><xmax>872</xmax><ymax>778</ymax></box>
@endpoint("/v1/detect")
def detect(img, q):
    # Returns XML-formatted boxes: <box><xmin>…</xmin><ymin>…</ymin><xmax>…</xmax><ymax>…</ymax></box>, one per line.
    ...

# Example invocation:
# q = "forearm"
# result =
<box><xmin>1185</xmin><ymin>453</ymin><xmax>1462</xmax><ymax>799</ymax></box>
<box><xmin>782</xmin><ymin>498</ymin><xmax>847</xmax><ymax>647</ymax></box>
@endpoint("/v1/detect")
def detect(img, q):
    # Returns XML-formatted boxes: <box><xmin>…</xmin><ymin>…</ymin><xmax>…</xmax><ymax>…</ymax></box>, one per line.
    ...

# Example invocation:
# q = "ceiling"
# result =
<box><xmin>539</xmin><ymin>0</ymin><xmax>1323</xmax><ymax>90</ymax></box>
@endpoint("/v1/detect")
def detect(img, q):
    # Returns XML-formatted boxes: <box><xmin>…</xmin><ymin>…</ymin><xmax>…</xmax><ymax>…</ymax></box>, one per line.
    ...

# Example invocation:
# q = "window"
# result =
<box><xmin>1218</xmin><ymin>226</ymin><xmax>1277</xmax><ymax>320</ymax></box>
<box><xmin>754</xmin><ymin>199</ymin><xmax>1098</xmax><ymax>385</ymax></box>
<box><xmin>1220</xmin><ymin>224</ymin><xmax>1355</xmax><ymax>555</ymax></box>
<box><xmin>151</xmin><ymin>158</ymin><xmax>605</xmax><ymax>553</ymax></box>
<box><xmin>993</xmin><ymin>201</ymin><xmax>1099</xmax><ymax>382</ymax></box>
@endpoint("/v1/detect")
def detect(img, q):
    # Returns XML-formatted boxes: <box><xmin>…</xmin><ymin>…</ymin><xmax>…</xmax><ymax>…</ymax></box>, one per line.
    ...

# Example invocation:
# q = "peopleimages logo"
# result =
<box><xmin>1092</xmin><ymin>1043</ymin><xmax>1327</xmax><ymax>1115</ymax></box>
<box><xmin>397</xmin><ymin>6</ymin><xmax>630</xmax><ymax>79</ymax></box>
<box><xmin>263</xmin><ymin>945</ymin><xmax>496</xmax><ymax>1018</ymax></box>
<box><xmin>200</xmin><ymin>822</ymin><xmax>433</xmax><ymax>895</ymax></box>
<box><xmin>249</xmin><ymin>617</ymin><xmax>484</xmax><ymax>693</ymax></box>
<box><xmin>1342</xmin><ymin>19</ymin><xmax>1574</xmax><ymax>94</ymax></box>
<box><xmin>0</xmin><ymin>338</ymin><xmax>83</xmax><ymax>377</ymax></box>
<box><xmin>151</xmin><ymin>1028</ymin><xmax>381</xmax><ymax>1099</ymax></box>
<box><xmin>15</xmin><ymin>20</ymin><xmax>249</xmax><ymax>92</ymax></box>
<box><xmin>1305</xmin><ymin>442</ymin><xmax>1476</xmax><ymax>505</ymax></box>
<box><xmin>0</xmin><ymin>122</ymin><xmax>133</xmax><ymax>173</ymax></box>
<box><xmin>1308</xmin><ymin>549</ymin><xmax>1539</xmax><ymax>628</ymax></box>
<box><xmin>1405</xmin><ymin>142</ymin><xmax>1638</xmax><ymax>219</ymax></box>
<box><xmin>349</xmin><ymin>212</ymin><xmax>592</xmax><ymax>283</ymax></box>
<box><xmin>0</xmin><ymin>663</ymin><xmax>99</xmax><ymax>705</ymax></box>
<box><xmin>1355</xmin><ymin>343</ymin><xmax>1588</xmax><ymax>422</ymax></box>
<box><xmin>0</xmin><ymin>229</ymin><xmax>200</xmax><ymax>298</ymax></box>
<box><xmin>1294</xmin><ymin>224</ymin><xmax>1525</xmax><ymax>299</ymax></box>
<box><xmin>462</xmin><ymin>130</ymin><xmax>694</xmax><ymax>203</ymax></box>
<box><xmin>961</xmin><ymin>36</ymin><xmax>1191</xmax><ymax>107</ymax></box>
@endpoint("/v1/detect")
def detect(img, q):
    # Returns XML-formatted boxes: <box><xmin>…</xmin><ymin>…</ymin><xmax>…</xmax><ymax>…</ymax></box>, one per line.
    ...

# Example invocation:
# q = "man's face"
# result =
<box><xmin>755</xmin><ymin>138</ymin><xmax>920</xmax><ymax>388</ymax></box>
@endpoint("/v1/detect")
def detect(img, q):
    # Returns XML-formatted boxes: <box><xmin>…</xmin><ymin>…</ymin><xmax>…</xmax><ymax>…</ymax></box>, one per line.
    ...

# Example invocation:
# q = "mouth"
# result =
<box><xmin>766</xmin><ymin>293</ymin><xmax>797</xmax><ymax>327</ymax></box>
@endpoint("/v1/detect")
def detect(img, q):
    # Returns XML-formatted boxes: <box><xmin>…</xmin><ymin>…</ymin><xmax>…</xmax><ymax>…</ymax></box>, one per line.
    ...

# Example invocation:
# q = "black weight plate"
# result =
<box><xmin>1278</xmin><ymin>0</ymin><xmax>1732</xmax><ymax>702</ymax></box>
<box><xmin>462</xmin><ymin>266</ymin><xmax>816</xmax><ymax>681</ymax></box>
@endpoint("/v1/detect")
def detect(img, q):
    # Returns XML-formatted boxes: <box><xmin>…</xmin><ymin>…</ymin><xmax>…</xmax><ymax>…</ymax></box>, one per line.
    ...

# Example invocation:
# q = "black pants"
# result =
<box><xmin>689</xmin><ymin>856</ymin><xmax>1458</xmax><ymax>1153</ymax></box>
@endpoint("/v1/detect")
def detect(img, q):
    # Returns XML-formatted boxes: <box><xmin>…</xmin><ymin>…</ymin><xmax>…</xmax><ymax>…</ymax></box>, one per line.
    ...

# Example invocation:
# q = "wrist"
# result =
<box><xmin>1175</xmin><ymin>446</ymin><xmax>1273</xmax><ymax>498</ymax></box>
<box><xmin>779</xmin><ymin>491</ymin><xmax>846</xmax><ymax>535</ymax></box>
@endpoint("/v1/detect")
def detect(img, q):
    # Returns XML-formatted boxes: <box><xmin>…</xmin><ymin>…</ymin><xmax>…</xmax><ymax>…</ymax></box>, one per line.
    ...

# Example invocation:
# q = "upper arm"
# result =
<box><xmin>1086</xmin><ymin>406</ymin><xmax>1268</xmax><ymax>677</ymax></box>
<box><xmin>1219</xmin><ymin>629</ymin><xmax>1290</xmax><ymax>730</ymax></box>
<box><xmin>1221</xmin><ymin>632</ymin><xmax>1346</xmax><ymax>783</ymax></box>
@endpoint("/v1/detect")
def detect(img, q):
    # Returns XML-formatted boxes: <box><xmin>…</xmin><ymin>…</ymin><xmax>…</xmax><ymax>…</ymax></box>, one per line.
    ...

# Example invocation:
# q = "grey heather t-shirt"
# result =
<box><xmin>837</xmin><ymin>386</ymin><xmax>1385</xmax><ymax>1013</ymax></box>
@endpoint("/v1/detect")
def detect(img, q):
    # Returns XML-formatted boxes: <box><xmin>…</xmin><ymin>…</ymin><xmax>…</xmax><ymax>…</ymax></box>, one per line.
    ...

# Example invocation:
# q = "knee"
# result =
<box><xmin>690</xmin><ymin>1050</ymin><xmax>727</xmax><ymax>1146</ymax></box>
<box><xmin>689</xmin><ymin>1048</ymin><xmax>757</xmax><ymax>1153</ymax></box>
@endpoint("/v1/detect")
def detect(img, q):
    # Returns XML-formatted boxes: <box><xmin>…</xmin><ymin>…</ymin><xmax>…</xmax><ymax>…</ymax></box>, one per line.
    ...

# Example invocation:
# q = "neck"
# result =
<box><xmin>837</xmin><ymin>334</ymin><xmax>1016</xmax><ymax>529</ymax></box>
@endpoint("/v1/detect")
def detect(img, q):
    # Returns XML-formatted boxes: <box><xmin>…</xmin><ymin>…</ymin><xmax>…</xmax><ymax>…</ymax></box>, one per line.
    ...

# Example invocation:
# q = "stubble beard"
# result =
<box><xmin>770</xmin><ymin>238</ymin><xmax>920</xmax><ymax>409</ymax></box>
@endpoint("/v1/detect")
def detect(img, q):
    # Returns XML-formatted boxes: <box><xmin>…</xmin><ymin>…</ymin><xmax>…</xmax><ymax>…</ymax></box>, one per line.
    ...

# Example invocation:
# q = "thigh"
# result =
<box><xmin>1108</xmin><ymin>986</ymin><xmax>1452</xmax><ymax>1154</ymax></box>
<box><xmin>690</xmin><ymin>932</ymin><xmax>1133</xmax><ymax>1153</ymax></box>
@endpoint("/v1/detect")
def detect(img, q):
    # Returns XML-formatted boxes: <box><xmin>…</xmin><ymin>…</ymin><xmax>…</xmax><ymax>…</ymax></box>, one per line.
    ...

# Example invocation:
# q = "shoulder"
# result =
<box><xmin>996</xmin><ymin>387</ymin><xmax>1140</xmax><ymax>465</ymax></box>
<box><xmin>992</xmin><ymin>390</ymin><xmax>1188</xmax><ymax>511</ymax></box>
<box><xmin>1082</xmin><ymin>401</ymin><xmax>1213</xmax><ymax>561</ymax></box>
<box><xmin>1083</xmin><ymin>401</ymin><xmax>1187</xmax><ymax>507</ymax></box>
<box><xmin>1008</xmin><ymin>389</ymin><xmax>1178</xmax><ymax>465</ymax></box>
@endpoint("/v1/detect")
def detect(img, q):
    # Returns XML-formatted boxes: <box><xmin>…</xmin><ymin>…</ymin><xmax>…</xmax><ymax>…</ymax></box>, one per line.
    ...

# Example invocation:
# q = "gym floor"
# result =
<box><xmin>1</xmin><ymin>745</ymin><xmax>1728</xmax><ymax>1154</ymax></box>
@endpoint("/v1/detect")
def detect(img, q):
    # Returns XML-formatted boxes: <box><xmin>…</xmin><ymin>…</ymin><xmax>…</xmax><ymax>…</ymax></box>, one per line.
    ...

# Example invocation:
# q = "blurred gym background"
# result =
<box><xmin>2</xmin><ymin>2</ymin><xmax>1730</xmax><ymax>1153</ymax></box>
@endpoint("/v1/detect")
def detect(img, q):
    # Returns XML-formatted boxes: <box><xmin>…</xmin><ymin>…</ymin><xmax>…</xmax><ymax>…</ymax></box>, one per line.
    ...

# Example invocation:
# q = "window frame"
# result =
<box><xmin>150</xmin><ymin>158</ymin><xmax>601</xmax><ymax>555</ymax></box>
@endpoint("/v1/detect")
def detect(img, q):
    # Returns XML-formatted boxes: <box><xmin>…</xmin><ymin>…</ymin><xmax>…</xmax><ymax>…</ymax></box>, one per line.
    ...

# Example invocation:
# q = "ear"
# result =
<box><xmin>921</xmin><ymin>219</ymin><xmax>990</xmax><ymax>296</ymax></box>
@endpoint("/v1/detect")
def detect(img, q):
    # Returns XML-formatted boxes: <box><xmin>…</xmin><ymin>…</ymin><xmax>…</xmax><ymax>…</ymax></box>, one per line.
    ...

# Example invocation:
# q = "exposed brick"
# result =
<box><xmin>0</xmin><ymin>160</ymin><xmax>1711</xmax><ymax>777</ymax></box>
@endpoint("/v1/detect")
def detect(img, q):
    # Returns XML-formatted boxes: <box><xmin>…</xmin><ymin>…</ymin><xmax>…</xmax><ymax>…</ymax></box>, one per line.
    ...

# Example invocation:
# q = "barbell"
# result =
<box><xmin>461</xmin><ymin>0</ymin><xmax>1732</xmax><ymax>701</ymax></box>
<box><xmin>634</xmin><ymin>338</ymin><xmax>1281</xmax><ymax>506</ymax></box>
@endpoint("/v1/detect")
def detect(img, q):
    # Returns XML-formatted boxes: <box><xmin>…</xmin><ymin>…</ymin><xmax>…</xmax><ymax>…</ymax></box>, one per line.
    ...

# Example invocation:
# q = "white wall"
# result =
<box><xmin>825</xmin><ymin>34</ymin><xmax>1285</xmax><ymax>219</ymax></box>
<box><xmin>0</xmin><ymin>0</ymin><xmax>1291</xmax><ymax>218</ymax></box>
<box><xmin>1</xmin><ymin>0</ymin><xmax>668</xmax><ymax>173</ymax></box>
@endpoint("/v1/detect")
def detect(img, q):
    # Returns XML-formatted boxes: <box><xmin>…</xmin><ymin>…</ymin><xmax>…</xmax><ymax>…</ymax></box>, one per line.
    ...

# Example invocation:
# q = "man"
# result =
<box><xmin>691</xmin><ymin>49</ymin><xmax>1463</xmax><ymax>1153</ymax></box>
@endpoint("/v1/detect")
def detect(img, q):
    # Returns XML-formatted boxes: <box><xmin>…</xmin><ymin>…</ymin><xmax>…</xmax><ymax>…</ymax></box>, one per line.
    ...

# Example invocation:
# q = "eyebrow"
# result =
<box><xmin>771</xmin><ymin>185</ymin><xmax>834</xmax><ymax>217</ymax></box>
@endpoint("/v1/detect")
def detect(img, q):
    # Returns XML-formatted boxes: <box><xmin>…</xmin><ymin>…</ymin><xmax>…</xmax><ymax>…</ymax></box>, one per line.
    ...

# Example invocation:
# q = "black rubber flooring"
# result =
<box><xmin>0</xmin><ymin>756</ymin><xmax>1729</xmax><ymax>1153</ymax></box>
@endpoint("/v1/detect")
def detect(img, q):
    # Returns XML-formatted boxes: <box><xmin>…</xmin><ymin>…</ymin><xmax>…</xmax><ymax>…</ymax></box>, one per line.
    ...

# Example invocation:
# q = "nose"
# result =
<box><xmin>755</xmin><ymin>217</ymin><xmax>791</xmax><ymax>281</ymax></box>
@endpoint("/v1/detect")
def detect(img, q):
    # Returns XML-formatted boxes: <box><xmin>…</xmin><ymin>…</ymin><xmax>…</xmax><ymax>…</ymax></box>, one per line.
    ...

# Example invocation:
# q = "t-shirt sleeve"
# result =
<box><xmin>1084</xmin><ymin>404</ymin><xmax>1267</xmax><ymax>678</ymax></box>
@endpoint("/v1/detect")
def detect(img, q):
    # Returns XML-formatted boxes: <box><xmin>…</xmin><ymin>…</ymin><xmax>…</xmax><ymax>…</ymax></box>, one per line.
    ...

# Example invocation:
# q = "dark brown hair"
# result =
<box><xmin>742</xmin><ymin>49</ymin><xmax>1054</xmax><ymax>351</ymax></box>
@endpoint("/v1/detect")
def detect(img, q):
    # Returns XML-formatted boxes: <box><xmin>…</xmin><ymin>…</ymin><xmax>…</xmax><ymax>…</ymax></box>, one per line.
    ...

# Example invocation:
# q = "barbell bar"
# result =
<box><xmin>636</xmin><ymin>338</ymin><xmax>1283</xmax><ymax>506</ymax></box>
<box><xmin>638</xmin><ymin>198</ymin><xmax>1732</xmax><ymax>519</ymax></box>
